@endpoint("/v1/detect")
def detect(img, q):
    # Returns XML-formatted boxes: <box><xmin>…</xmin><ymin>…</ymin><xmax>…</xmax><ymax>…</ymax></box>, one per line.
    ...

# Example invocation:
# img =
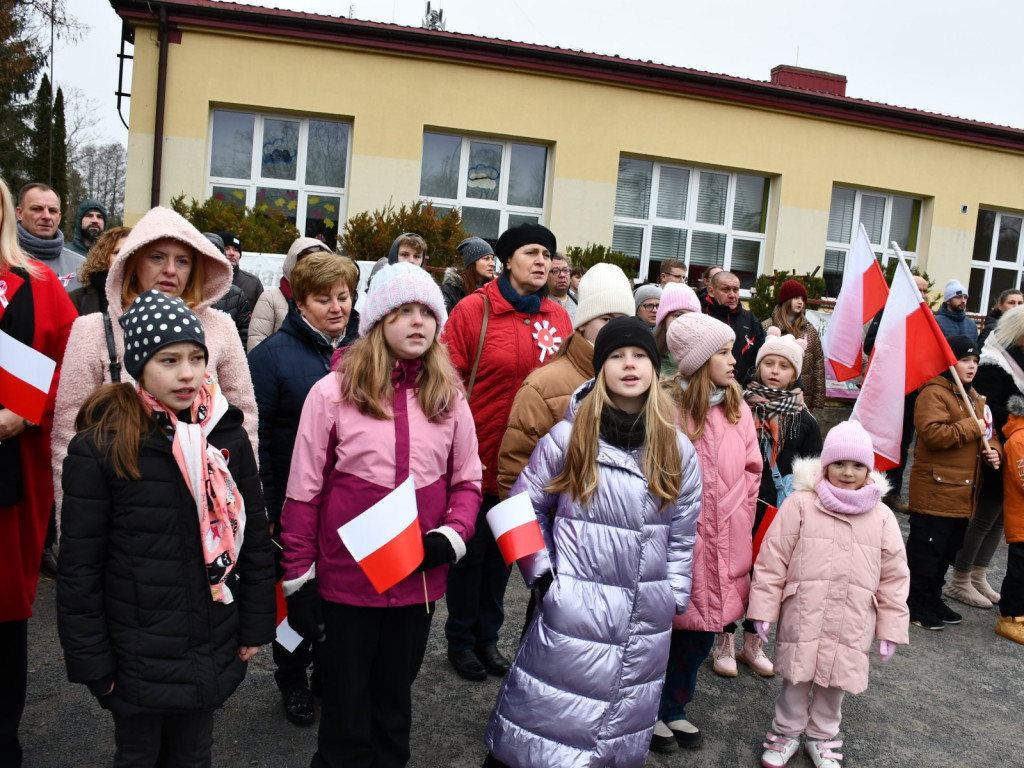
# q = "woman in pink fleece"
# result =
<box><xmin>51</xmin><ymin>206</ymin><xmax>258</xmax><ymax>515</ymax></box>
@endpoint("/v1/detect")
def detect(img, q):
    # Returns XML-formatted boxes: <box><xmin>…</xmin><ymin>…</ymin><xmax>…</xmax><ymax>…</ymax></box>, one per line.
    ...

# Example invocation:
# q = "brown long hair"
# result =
<box><xmin>666</xmin><ymin>362</ymin><xmax>744</xmax><ymax>442</ymax></box>
<box><xmin>338</xmin><ymin>315</ymin><xmax>461</xmax><ymax>422</ymax></box>
<box><xmin>769</xmin><ymin>301</ymin><xmax>807</xmax><ymax>337</ymax></box>
<box><xmin>75</xmin><ymin>383</ymin><xmax>155</xmax><ymax>480</ymax></box>
<box><xmin>546</xmin><ymin>370</ymin><xmax>682</xmax><ymax>512</ymax></box>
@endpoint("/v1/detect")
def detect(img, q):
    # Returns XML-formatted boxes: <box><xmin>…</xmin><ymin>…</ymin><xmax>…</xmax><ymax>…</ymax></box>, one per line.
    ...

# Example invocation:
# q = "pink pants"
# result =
<box><xmin>772</xmin><ymin>679</ymin><xmax>845</xmax><ymax>740</ymax></box>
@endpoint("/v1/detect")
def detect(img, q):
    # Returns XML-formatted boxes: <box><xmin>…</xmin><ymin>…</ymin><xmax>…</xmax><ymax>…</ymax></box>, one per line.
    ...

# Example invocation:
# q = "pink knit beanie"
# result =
<box><xmin>755</xmin><ymin>327</ymin><xmax>807</xmax><ymax>379</ymax></box>
<box><xmin>821</xmin><ymin>420</ymin><xmax>875</xmax><ymax>469</ymax></box>
<box><xmin>655</xmin><ymin>282</ymin><xmax>701</xmax><ymax>327</ymax></box>
<box><xmin>666</xmin><ymin>312</ymin><xmax>736</xmax><ymax>377</ymax></box>
<box><xmin>358</xmin><ymin>262</ymin><xmax>448</xmax><ymax>337</ymax></box>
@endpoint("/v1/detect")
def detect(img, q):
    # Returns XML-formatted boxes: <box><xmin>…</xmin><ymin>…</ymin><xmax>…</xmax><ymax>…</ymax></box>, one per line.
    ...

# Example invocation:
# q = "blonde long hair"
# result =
<box><xmin>666</xmin><ymin>362</ymin><xmax>744</xmax><ymax>442</ymax></box>
<box><xmin>338</xmin><ymin>314</ymin><xmax>460</xmax><ymax>422</ymax></box>
<box><xmin>546</xmin><ymin>370</ymin><xmax>682</xmax><ymax>512</ymax></box>
<box><xmin>0</xmin><ymin>177</ymin><xmax>41</xmax><ymax>276</ymax></box>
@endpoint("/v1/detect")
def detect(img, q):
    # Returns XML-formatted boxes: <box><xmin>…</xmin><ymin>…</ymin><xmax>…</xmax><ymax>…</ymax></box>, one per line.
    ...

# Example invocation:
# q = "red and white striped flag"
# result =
<box><xmin>851</xmin><ymin>251</ymin><xmax>957</xmax><ymax>469</ymax></box>
<box><xmin>338</xmin><ymin>476</ymin><xmax>423</xmax><ymax>593</ymax></box>
<box><xmin>0</xmin><ymin>329</ymin><xmax>57</xmax><ymax>425</ymax></box>
<box><xmin>487</xmin><ymin>492</ymin><xmax>546</xmax><ymax>567</ymax></box>
<box><xmin>822</xmin><ymin>224</ymin><xmax>889</xmax><ymax>381</ymax></box>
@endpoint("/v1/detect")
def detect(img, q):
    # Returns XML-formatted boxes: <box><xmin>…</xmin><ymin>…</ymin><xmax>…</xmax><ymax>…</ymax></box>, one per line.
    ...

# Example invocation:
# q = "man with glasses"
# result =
<box><xmin>547</xmin><ymin>252</ymin><xmax>577</xmax><ymax>323</ymax></box>
<box><xmin>659</xmin><ymin>258</ymin><xmax>687</xmax><ymax>289</ymax></box>
<box><xmin>634</xmin><ymin>284</ymin><xmax>662</xmax><ymax>330</ymax></box>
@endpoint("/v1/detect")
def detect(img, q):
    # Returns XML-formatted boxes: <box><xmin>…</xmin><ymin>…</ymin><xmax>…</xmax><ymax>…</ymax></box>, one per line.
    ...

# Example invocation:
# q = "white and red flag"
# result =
<box><xmin>851</xmin><ymin>250</ymin><xmax>957</xmax><ymax>470</ymax></box>
<box><xmin>486</xmin><ymin>492</ymin><xmax>546</xmax><ymax>567</ymax></box>
<box><xmin>822</xmin><ymin>224</ymin><xmax>889</xmax><ymax>381</ymax></box>
<box><xmin>338</xmin><ymin>476</ymin><xmax>423</xmax><ymax>593</ymax></box>
<box><xmin>0</xmin><ymin>328</ymin><xmax>57</xmax><ymax>425</ymax></box>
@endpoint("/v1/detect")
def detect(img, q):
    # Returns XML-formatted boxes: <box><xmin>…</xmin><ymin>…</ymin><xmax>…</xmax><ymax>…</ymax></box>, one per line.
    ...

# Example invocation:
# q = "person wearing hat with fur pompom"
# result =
<box><xmin>762</xmin><ymin>280</ymin><xmax>826</xmax><ymax>412</ymax></box>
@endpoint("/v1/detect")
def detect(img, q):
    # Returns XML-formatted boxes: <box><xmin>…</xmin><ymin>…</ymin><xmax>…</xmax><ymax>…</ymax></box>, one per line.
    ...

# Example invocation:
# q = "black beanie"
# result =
<box><xmin>947</xmin><ymin>334</ymin><xmax>979</xmax><ymax>361</ymax></box>
<box><xmin>495</xmin><ymin>223</ymin><xmax>556</xmax><ymax>265</ymax></box>
<box><xmin>218</xmin><ymin>231</ymin><xmax>242</xmax><ymax>254</ymax></box>
<box><xmin>119</xmin><ymin>290</ymin><xmax>208</xmax><ymax>381</ymax></box>
<box><xmin>592</xmin><ymin>316</ymin><xmax>661</xmax><ymax>375</ymax></box>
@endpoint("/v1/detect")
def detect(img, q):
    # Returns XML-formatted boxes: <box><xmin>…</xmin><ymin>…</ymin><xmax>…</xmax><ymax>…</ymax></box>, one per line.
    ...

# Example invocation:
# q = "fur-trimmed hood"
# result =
<box><xmin>442</xmin><ymin>266</ymin><xmax>463</xmax><ymax>288</ymax></box>
<box><xmin>791</xmin><ymin>456</ymin><xmax>891</xmax><ymax>496</ymax></box>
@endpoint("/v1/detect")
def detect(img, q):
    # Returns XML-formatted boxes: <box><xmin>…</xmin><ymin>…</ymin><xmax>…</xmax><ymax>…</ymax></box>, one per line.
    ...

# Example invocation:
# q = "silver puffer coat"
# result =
<box><xmin>485</xmin><ymin>383</ymin><xmax>702</xmax><ymax>768</ymax></box>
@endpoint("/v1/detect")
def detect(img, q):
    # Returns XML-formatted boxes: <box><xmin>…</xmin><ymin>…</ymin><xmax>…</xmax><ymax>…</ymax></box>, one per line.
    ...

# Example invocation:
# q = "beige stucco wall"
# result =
<box><xmin>122</xmin><ymin>22</ymin><xmax>1024</xmax><ymax>293</ymax></box>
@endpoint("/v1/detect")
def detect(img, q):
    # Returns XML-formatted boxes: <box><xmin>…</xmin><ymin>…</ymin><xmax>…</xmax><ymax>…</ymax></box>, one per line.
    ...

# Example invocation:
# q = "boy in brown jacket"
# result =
<box><xmin>906</xmin><ymin>335</ymin><xmax>1002</xmax><ymax>630</ymax></box>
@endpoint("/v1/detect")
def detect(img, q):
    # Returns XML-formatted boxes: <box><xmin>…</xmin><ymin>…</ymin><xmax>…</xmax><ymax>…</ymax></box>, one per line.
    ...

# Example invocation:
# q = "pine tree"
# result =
<box><xmin>52</xmin><ymin>86</ymin><xmax>68</xmax><ymax>214</ymax></box>
<box><xmin>0</xmin><ymin>3</ymin><xmax>44</xmax><ymax>189</ymax></box>
<box><xmin>27</xmin><ymin>73</ymin><xmax>53</xmax><ymax>185</ymax></box>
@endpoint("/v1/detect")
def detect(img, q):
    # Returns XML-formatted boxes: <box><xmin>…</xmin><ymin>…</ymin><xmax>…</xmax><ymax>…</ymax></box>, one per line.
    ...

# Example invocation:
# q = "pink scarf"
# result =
<box><xmin>815</xmin><ymin>473</ymin><xmax>882</xmax><ymax>516</ymax></box>
<box><xmin>138</xmin><ymin>376</ymin><xmax>245</xmax><ymax>603</ymax></box>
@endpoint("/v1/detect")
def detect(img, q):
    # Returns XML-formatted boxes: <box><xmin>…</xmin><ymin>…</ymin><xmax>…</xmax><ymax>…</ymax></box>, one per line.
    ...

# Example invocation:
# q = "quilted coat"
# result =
<box><xmin>1002</xmin><ymin>402</ymin><xmax>1024</xmax><ymax>544</ymax></box>
<box><xmin>442</xmin><ymin>278</ymin><xmax>572</xmax><ymax>496</ymax></box>
<box><xmin>56</xmin><ymin>405</ymin><xmax>276</xmax><ymax>716</ymax></box>
<box><xmin>672</xmin><ymin>399</ymin><xmax>761</xmax><ymax>632</ymax></box>
<box><xmin>485</xmin><ymin>384</ymin><xmax>702</xmax><ymax>768</ymax></box>
<box><xmin>748</xmin><ymin>459</ymin><xmax>910</xmax><ymax>695</ymax></box>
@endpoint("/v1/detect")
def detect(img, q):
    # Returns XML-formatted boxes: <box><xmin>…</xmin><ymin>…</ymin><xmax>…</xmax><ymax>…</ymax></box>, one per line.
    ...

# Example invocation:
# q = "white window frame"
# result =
<box><xmin>968</xmin><ymin>208</ymin><xmax>1024</xmax><ymax>313</ymax></box>
<box><xmin>611</xmin><ymin>158</ymin><xmax>770</xmax><ymax>291</ymax></box>
<box><xmin>418</xmin><ymin>132</ymin><xmax>548</xmax><ymax>237</ymax></box>
<box><xmin>206</xmin><ymin>109</ymin><xmax>352</xmax><ymax>242</ymax></box>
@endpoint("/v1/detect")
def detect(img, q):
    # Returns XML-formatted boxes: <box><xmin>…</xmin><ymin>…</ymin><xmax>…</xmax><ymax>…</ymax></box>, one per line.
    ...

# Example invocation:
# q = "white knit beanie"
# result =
<box><xmin>358</xmin><ymin>262</ymin><xmax>448</xmax><ymax>337</ymax></box>
<box><xmin>821</xmin><ymin>420</ymin><xmax>875</xmax><ymax>469</ymax></box>
<box><xmin>666</xmin><ymin>313</ymin><xmax>736</xmax><ymax>377</ymax></box>
<box><xmin>573</xmin><ymin>263</ymin><xmax>636</xmax><ymax>329</ymax></box>
<box><xmin>755</xmin><ymin>327</ymin><xmax>807</xmax><ymax>379</ymax></box>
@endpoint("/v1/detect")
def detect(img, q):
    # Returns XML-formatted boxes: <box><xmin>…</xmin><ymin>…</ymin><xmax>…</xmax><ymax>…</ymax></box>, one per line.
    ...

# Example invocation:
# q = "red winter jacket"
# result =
<box><xmin>442</xmin><ymin>279</ymin><xmax>572</xmax><ymax>496</ymax></box>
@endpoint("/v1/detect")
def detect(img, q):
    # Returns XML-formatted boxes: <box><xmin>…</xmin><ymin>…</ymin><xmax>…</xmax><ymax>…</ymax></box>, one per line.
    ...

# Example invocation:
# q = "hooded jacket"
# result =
<box><xmin>934</xmin><ymin>304</ymin><xmax>979</xmax><ymax>342</ymax></box>
<box><xmin>1001</xmin><ymin>398</ymin><xmax>1024</xmax><ymax>544</ymax></box>
<box><xmin>68</xmin><ymin>199</ymin><xmax>108</xmax><ymax>256</ymax></box>
<box><xmin>246</xmin><ymin>244</ymin><xmax>300</xmax><ymax>352</ymax></box>
<box><xmin>485</xmin><ymin>383</ymin><xmax>702</xmax><ymax>768</ymax></box>
<box><xmin>51</xmin><ymin>207</ymin><xmax>259</xmax><ymax>517</ymax></box>
<box><xmin>748</xmin><ymin>458</ymin><xmax>910</xmax><ymax>695</ymax></box>
<box><xmin>440</xmin><ymin>267</ymin><xmax>468</xmax><ymax>315</ymax></box>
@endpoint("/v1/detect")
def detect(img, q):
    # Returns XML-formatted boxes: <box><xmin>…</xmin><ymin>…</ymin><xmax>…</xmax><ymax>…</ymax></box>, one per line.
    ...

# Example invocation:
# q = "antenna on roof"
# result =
<box><xmin>423</xmin><ymin>2</ymin><xmax>445</xmax><ymax>31</ymax></box>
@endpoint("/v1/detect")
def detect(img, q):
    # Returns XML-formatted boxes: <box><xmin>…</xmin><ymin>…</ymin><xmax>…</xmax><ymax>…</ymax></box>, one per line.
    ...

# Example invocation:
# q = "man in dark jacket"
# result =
<box><xmin>695</xmin><ymin>264</ymin><xmax>723</xmax><ymax>308</ymax></box>
<box><xmin>702</xmin><ymin>270</ymin><xmax>764</xmax><ymax>383</ymax></box>
<box><xmin>67</xmin><ymin>199</ymin><xmax>108</xmax><ymax>256</ymax></box>
<box><xmin>218</xmin><ymin>231</ymin><xmax>265</xmax><ymax>311</ymax></box>
<box><xmin>934</xmin><ymin>279</ymin><xmax>978</xmax><ymax>342</ymax></box>
<box><xmin>204</xmin><ymin>233</ymin><xmax>252</xmax><ymax>347</ymax></box>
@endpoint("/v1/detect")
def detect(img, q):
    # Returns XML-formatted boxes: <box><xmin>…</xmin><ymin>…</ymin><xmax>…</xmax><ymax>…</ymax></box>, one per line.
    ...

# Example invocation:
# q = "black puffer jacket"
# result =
<box><xmin>57</xmin><ymin>405</ymin><xmax>275</xmax><ymax>717</ymax></box>
<box><xmin>704</xmin><ymin>299</ymin><xmax>766</xmax><ymax>384</ymax></box>
<box><xmin>441</xmin><ymin>267</ymin><xmax>468</xmax><ymax>314</ymax></box>
<box><xmin>212</xmin><ymin>284</ymin><xmax>252</xmax><ymax>348</ymax></box>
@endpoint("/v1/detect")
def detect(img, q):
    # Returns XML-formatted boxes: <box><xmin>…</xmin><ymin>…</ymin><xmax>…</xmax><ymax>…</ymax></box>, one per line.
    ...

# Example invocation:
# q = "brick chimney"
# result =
<box><xmin>770</xmin><ymin>65</ymin><xmax>847</xmax><ymax>97</ymax></box>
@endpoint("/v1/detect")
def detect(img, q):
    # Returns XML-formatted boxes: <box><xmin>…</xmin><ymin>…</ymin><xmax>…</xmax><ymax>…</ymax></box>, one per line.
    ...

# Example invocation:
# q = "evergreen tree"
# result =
<box><xmin>27</xmin><ymin>72</ymin><xmax>53</xmax><ymax>185</ymax></box>
<box><xmin>52</xmin><ymin>86</ymin><xmax>68</xmax><ymax>218</ymax></box>
<box><xmin>0</xmin><ymin>2</ymin><xmax>44</xmax><ymax>189</ymax></box>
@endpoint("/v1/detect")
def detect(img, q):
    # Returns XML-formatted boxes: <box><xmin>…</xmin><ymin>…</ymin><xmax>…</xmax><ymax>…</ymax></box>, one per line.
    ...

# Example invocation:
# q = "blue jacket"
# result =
<box><xmin>934</xmin><ymin>304</ymin><xmax>978</xmax><ymax>342</ymax></box>
<box><xmin>248</xmin><ymin>302</ymin><xmax>337</xmax><ymax>525</ymax></box>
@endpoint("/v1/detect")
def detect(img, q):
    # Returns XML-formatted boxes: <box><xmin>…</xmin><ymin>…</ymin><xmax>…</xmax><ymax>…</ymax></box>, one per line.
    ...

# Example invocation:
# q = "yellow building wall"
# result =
<box><xmin>123</xmin><ymin>22</ymin><xmax>1024</xmax><ymax>292</ymax></box>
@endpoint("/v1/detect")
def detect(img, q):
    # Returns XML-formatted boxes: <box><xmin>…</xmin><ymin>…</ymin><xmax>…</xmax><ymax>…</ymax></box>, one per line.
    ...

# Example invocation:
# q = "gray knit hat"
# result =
<box><xmin>119</xmin><ymin>289</ymin><xmax>207</xmax><ymax>380</ymax></box>
<box><xmin>633</xmin><ymin>284</ymin><xmax>662</xmax><ymax>310</ymax></box>
<box><xmin>457</xmin><ymin>236</ymin><xmax>494</xmax><ymax>269</ymax></box>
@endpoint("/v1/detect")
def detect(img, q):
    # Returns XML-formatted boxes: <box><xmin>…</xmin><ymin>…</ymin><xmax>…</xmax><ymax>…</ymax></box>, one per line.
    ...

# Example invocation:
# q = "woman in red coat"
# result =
<box><xmin>0</xmin><ymin>176</ymin><xmax>77</xmax><ymax>767</ymax></box>
<box><xmin>441</xmin><ymin>223</ymin><xmax>572</xmax><ymax>681</ymax></box>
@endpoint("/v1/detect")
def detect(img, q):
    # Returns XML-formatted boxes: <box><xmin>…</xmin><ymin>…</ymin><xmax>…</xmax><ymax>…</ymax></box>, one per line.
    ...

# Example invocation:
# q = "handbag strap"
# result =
<box><xmin>465</xmin><ymin>294</ymin><xmax>489</xmax><ymax>401</ymax></box>
<box><xmin>102</xmin><ymin>312</ymin><xmax>122</xmax><ymax>383</ymax></box>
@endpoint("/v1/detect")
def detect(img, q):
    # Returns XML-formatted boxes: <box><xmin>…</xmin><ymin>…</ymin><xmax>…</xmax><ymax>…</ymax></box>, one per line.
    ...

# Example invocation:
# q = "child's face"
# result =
<box><xmin>603</xmin><ymin>345</ymin><xmax>654</xmax><ymax>414</ymax></box>
<box><xmin>579</xmin><ymin>313</ymin><xmax>626</xmax><ymax>345</ymax></box>
<box><xmin>383</xmin><ymin>302</ymin><xmax>437</xmax><ymax>360</ymax></box>
<box><xmin>758</xmin><ymin>354</ymin><xmax>796</xmax><ymax>390</ymax></box>
<box><xmin>396</xmin><ymin>244</ymin><xmax>423</xmax><ymax>267</ymax></box>
<box><xmin>140</xmin><ymin>342</ymin><xmax>207</xmax><ymax>411</ymax></box>
<box><xmin>827</xmin><ymin>460</ymin><xmax>870</xmax><ymax>490</ymax></box>
<box><xmin>707</xmin><ymin>343</ymin><xmax>736</xmax><ymax>387</ymax></box>
<box><xmin>954</xmin><ymin>355</ymin><xmax>979</xmax><ymax>383</ymax></box>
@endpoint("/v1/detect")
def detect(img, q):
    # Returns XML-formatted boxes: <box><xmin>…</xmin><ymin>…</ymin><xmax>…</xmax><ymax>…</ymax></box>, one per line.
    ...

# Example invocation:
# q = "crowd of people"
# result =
<box><xmin>1</xmin><ymin>176</ymin><xmax>1021</xmax><ymax>768</ymax></box>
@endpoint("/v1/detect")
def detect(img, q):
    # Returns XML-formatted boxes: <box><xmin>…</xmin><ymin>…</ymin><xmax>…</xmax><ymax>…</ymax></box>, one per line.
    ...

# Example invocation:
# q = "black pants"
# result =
<box><xmin>271</xmin><ymin>534</ymin><xmax>317</xmax><ymax>693</ymax></box>
<box><xmin>444</xmin><ymin>495</ymin><xmax>511</xmax><ymax>651</ymax></box>
<box><xmin>112</xmin><ymin>709</ymin><xmax>214</xmax><ymax>768</ymax></box>
<box><xmin>0</xmin><ymin>620</ymin><xmax>28</xmax><ymax>768</ymax></box>
<box><xmin>312</xmin><ymin>601</ymin><xmax>433</xmax><ymax>768</ymax></box>
<box><xmin>999</xmin><ymin>542</ymin><xmax>1024</xmax><ymax>617</ymax></box>
<box><xmin>906</xmin><ymin>512</ymin><xmax>968</xmax><ymax>612</ymax></box>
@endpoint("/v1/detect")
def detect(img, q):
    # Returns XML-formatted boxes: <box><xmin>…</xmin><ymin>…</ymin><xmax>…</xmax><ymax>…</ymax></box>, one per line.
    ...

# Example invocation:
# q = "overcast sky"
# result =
<box><xmin>59</xmin><ymin>0</ymin><xmax>1024</xmax><ymax>147</ymax></box>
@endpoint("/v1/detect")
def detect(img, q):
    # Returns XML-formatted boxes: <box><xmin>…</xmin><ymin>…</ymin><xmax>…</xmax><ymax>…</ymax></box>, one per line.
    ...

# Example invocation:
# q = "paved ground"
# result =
<box><xmin>19</xmin><ymin>507</ymin><xmax>1022</xmax><ymax>768</ymax></box>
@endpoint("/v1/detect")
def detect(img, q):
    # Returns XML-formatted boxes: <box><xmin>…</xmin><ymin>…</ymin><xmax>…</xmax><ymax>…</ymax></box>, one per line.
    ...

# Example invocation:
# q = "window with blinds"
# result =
<box><xmin>612</xmin><ymin>156</ymin><xmax>770</xmax><ymax>288</ymax></box>
<box><xmin>968</xmin><ymin>208</ymin><xmax>1024</xmax><ymax>314</ymax></box>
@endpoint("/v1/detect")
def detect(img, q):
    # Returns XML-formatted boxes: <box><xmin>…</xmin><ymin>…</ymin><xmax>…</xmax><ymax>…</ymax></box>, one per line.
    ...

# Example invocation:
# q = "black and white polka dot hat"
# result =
<box><xmin>118</xmin><ymin>289</ymin><xmax>208</xmax><ymax>380</ymax></box>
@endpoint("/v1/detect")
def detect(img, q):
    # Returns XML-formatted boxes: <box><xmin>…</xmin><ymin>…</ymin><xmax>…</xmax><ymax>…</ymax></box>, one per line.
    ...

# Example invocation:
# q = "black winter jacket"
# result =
<box><xmin>441</xmin><ymin>268</ymin><xmax>468</xmax><ymax>315</ymax></box>
<box><xmin>57</xmin><ymin>405</ymin><xmax>276</xmax><ymax>716</ymax></box>
<box><xmin>233</xmin><ymin>265</ymin><xmax>264</xmax><ymax>312</ymax></box>
<box><xmin>212</xmin><ymin>283</ymin><xmax>252</xmax><ymax>348</ymax></box>
<box><xmin>753</xmin><ymin>408</ymin><xmax>823</xmax><ymax>525</ymax></box>
<box><xmin>67</xmin><ymin>270</ymin><xmax>109</xmax><ymax>316</ymax></box>
<box><xmin>248</xmin><ymin>302</ymin><xmax>336</xmax><ymax>525</ymax></box>
<box><xmin>703</xmin><ymin>299</ymin><xmax>766</xmax><ymax>384</ymax></box>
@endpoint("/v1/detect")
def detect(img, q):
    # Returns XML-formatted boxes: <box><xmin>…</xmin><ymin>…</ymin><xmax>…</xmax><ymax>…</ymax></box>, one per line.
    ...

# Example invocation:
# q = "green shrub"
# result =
<box><xmin>564</xmin><ymin>243</ymin><xmax>639</xmax><ymax>275</ymax></box>
<box><xmin>749</xmin><ymin>270</ymin><xmax>827</xmax><ymax>320</ymax></box>
<box><xmin>340</xmin><ymin>201</ymin><xmax>468</xmax><ymax>269</ymax></box>
<box><xmin>170</xmin><ymin>193</ymin><xmax>299</xmax><ymax>253</ymax></box>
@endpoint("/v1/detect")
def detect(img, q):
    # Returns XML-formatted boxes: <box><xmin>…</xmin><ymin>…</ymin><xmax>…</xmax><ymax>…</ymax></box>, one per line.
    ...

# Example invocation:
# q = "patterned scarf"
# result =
<box><xmin>138</xmin><ymin>376</ymin><xmax>245</xmax><ymax>603</ymax></box>
<box><xmin>743</xmin><ymin>381</ymin><xmax>804</xmax><ymax>467</ymax></box>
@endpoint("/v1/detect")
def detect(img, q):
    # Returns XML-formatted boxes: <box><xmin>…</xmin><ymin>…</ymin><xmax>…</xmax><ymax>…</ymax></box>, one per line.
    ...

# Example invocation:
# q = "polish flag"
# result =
<box><xmin>274</xmin><ymin>579</ymin><xmax>303</xmax><ymax>653</ymax></box>
<box><xmin>486</xmin><ymin>493</ymin><xmax>546</xmax><ymax>567</ymax></box>
<box><xmin>338</xmin><ymin>476</ymin><xmax>423</xmax><ymax>593</ymax></box>
<box><xmin>822</xmin><ymin>224</ymin><xmax>889</xmax><ymax>381</ymax></box>
<box><xmin>752</xmin><ymin>505</ymin><xmax>779</xmax><ymax>566</ymax></box>
<box><xmin>0</xmin><ymin>329</ymin><xmax>57</xmax><ymax>425</ymax></box>
<box><xmin>851</xmin><ymin>250</ymin><xmax>957</xmax><ymax>470</ymax></box>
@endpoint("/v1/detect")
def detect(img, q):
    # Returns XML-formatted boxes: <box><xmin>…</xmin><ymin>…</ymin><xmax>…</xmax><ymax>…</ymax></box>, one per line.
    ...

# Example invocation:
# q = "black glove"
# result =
<box><xmin>533</xmin><ymin>570</ymin><xmax>555</xmax><ymax>599</ymax></box>
<box><xmin>285</xmin><ymin>579</ymin><xmax>326</xmax><ymax>643</ymax></box>
<box><xmin>416</xmin><ymin>532</ymin><xmax>456</xmax><ymax>571</ymax></box>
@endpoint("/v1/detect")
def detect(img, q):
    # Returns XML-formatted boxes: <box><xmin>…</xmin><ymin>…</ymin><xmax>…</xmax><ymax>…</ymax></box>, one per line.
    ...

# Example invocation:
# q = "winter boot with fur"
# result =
<box><xmin>711</xmin><ymin>631</ymin><xmax>737</xmax><ymax>677</ymax></box>
<box><xmin>738</xmin><ymin>631</ymin><xmax>775</xmax><ymax>676</ymax></box>
<box><xmin>943</xmin><ymin>568</ymin><xmax>992</xmax><ymax>608</ymax></box>
<box><xmin>972</xmin><ymin>566</ymin><xmax>1001</xmax><ymax>603</ymax></box>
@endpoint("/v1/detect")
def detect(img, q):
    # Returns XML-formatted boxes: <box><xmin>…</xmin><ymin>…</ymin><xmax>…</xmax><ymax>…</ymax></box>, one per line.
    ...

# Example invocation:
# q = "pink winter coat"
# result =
<box><xmin>673</xmin><ymin>398</ymin><xmax>761</xmax><ymax>631</ymax></box>
<box><xmin>748</xmin><ymin>459</ymin><xmax>910</xmax><ymax>695</ymax></box>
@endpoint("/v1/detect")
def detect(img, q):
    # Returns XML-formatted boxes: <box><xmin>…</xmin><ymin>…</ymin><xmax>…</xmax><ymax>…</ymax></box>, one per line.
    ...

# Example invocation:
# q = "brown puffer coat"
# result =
<box><xmin>496</xmin><ymin>331</ymin><xmax>593</xmax><ymax>499</ymax></box>
<box><xmin>909</xmin><ymin>374</ymin><xmax>1001</xmax><ymax>518</ymax></box>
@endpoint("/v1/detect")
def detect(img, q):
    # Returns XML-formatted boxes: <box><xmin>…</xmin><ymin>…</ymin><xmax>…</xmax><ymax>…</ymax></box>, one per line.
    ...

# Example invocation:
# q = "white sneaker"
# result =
<box><xmin>805</xmin><ymin>738</ymin><xmax>844</xmax><ymax>768</ymax></box>
<box><xmin>711</xmin><ymin>631</ymin><xmax>737</xmax><ymax>677</ymax></box>
<box><xmin>760</xmin><ymin>732</ymin><xmax>800</xmax><ymax>767</ymax></box>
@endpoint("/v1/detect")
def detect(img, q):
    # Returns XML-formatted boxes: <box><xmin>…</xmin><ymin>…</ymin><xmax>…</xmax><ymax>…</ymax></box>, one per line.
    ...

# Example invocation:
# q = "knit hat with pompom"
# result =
<box><xmin>755</xmin><ymin>326</ymin><xmax>807</xmax><ymax>379</ymax></box>
<box><xmin>358</xmin><ymin>262</ymin><xmax>447</xmax><ymax>337</ymax></box>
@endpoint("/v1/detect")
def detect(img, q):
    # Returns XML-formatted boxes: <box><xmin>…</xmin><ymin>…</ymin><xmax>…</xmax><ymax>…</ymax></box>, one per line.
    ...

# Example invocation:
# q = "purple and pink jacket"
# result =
<box><xmin>280</xmin><ymin>360</ymin><xmax>482</xmax><ymax>606</ymax></box>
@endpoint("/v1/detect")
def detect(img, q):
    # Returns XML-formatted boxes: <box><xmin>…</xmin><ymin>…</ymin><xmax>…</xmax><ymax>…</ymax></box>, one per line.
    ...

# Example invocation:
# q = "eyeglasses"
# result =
<box><xmin>549</xmin><ymin>268</ymin><xmax>570</xmax><ymax>276</ymax></box>
<box><xmin>640</xmin><ymin>302</ymin><xmax>660</xmax><ymax>311</ymax></box>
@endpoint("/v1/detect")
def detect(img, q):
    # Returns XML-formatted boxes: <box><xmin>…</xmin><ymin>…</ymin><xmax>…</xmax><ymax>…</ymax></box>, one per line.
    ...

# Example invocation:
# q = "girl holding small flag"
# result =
<box><xmin>56</xmin><ymin>290</ymin><xmax>275</xmax><ymax>767</ymax></box>
<box><xmin>281</xmin><ymin>262</ymin><xmax>482</xmax><ymax>768</ymax></box>
<box><xmin>483</xmin><ymin>316</ymin><xmax>702</xmax><ymax>768</ymax></box>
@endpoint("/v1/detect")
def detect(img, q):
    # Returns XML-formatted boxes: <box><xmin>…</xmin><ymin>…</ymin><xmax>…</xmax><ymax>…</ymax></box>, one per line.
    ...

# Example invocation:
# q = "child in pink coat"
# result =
<box><xmin>749</xmin><ymin>421</ymin><xmax>910</xmax><ymax>768</ymax></box>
